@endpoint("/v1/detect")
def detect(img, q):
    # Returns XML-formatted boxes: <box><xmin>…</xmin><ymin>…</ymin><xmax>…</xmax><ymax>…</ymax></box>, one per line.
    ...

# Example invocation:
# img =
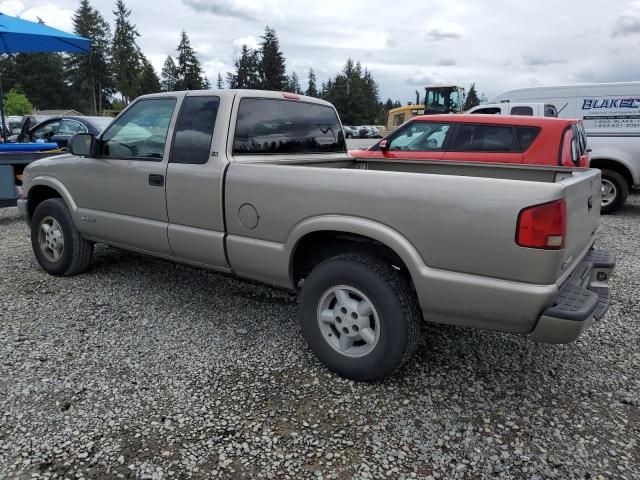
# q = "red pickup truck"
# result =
<box><xmin>349</xmin><ymin>114</ymin><xmax>590</xmax><ymax>170</ymax></box>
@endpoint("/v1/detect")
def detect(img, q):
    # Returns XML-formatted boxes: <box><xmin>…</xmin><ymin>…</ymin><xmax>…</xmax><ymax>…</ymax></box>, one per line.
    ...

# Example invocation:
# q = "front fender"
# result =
<box><xmin>25</xmin><ymin>176</ymin><xmax>78</xmax><ymax>213</ymax></box>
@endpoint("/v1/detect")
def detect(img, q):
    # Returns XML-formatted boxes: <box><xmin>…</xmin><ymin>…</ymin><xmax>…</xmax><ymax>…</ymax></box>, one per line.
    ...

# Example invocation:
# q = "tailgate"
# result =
<box><xmin>560</xmin><ymin>169</ymin><xmax>602</xmax><ymax>274</ymax></box>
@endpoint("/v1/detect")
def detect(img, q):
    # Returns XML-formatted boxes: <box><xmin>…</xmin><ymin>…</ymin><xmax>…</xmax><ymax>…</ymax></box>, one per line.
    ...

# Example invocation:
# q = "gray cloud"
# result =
<box><xmin>611</xmin><ymin>5</ymin><xmax>640</xmax><ymax>37</ymax></box>
<box><xmin>426</xmin><ymin>28</ymin><xmax>462</xmax><ymax>41</ymax></box>
<box><xmin>522</xmin><ymin>54</ymin><xmax>568</xmax><ymax>66</ymax></box>
<box><xmin>437</xmin><ymin>58</ymin><xmax>457</xmax><ymax>66</ymax></box>
<box><xmin>182</xmin><ymin>0</ymin><xmax>277</xmax><ymax>21</ymax></box>
<box><xmin>406</xmin><ymin>70</ymin><xmax>449</xmax><ymax>86</ymax></box>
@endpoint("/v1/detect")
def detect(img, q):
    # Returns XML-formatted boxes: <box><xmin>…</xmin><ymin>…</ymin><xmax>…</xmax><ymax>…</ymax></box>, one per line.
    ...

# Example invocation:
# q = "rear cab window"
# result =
<box><xmin>233</xmin><ymin>98</ymin><xmax>345</xmax><ymax>155</ymax></box>
<box><xmin>470</xmin><ymin>107</ymin><xmax>501</xmax><ymax>115</ymax></box>
<box><xmin>510</xmin><ymin>106</ymin><xmax>534</xmax><ymax>116</ymax></box>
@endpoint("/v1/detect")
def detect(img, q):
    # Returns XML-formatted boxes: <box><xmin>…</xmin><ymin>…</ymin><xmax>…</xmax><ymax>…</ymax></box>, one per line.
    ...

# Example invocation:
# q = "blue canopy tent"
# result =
<box><xmin>0</xmin><ymin>12</ymin><xmax>91</xmax><ymax>138</ymax></box>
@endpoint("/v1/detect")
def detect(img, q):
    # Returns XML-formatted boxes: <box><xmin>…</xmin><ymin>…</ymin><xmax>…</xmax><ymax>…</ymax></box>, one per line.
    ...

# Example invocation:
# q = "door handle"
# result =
<box><xmin>148</xmin><ymin>174</ymin><xmax>164</xmax><ymax>187</ymax></box>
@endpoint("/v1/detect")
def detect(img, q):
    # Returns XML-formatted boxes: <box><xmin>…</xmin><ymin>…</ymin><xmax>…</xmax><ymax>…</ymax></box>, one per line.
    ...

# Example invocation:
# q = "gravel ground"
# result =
<box><xmin>1</xmin><ymin>195</ymin><xmax>639</xmax><ymax>480</ymax></box>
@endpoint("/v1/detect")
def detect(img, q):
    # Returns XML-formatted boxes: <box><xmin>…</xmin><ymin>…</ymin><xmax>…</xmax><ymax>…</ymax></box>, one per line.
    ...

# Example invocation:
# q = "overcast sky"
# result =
<box><xmin>2</xmin><ymin>0</ymin><xmax>640</xmax><ymax>102</ymax></box>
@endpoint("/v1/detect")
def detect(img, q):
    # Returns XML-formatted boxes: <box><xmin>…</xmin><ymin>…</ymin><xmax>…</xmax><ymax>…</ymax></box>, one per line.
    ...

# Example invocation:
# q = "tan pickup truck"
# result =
<box><xmin>18</xmin><ymin>90</ymin><xmax>614</xmax><ymax>381</ymax></box>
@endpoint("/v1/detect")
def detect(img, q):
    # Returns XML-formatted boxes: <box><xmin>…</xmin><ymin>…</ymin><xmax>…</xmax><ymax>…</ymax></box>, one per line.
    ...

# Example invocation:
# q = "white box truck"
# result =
<box><xmin>489</xmin><ymin>82</ymin><xmax>640</xmax><ymax>213</ymax></box>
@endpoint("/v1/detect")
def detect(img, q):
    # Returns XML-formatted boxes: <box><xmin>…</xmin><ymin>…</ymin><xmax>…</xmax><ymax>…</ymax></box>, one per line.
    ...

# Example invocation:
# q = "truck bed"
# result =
<box><xmin>226</xmin><ymin>157</ymin><xmax>601</xmax><ymax>286</ymax></box>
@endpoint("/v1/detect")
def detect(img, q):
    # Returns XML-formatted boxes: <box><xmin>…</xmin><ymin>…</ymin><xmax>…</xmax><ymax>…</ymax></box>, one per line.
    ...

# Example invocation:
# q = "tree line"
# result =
<box><xmin>0</xmin><ymin>0</ymin><xmax>206</xmax><ymax>115</ymax></box>
<box><xmin>0</xmin><ymin>0</ymin><xmax>485</xmax><ymax>124</ymax></box>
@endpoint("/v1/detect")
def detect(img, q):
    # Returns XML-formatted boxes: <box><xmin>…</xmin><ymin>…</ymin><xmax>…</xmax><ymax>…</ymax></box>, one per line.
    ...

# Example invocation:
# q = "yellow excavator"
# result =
<box><xmin>380</xmin><ymin>85</ymin><xmax>465</xmax><ymax>137</ymax></box>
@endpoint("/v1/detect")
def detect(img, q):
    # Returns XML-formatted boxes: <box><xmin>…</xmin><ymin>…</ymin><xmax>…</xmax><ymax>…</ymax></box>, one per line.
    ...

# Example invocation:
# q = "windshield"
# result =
<box><xmin>424</xmin><ymin>87</ymin><xmax>462</xmax><ymax>113</ymax></box>
<box><xmin>88</xmin><ymin>116</ymin><xmax>113</xmax><ymax>132</ymax></box>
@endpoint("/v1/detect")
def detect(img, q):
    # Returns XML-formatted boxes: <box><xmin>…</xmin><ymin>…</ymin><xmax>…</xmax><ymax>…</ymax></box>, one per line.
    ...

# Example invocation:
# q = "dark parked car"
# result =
<box><xmin>16</xmin><ymin>116</ymin><xmax>113</xmax><ymax>149</ymax></box>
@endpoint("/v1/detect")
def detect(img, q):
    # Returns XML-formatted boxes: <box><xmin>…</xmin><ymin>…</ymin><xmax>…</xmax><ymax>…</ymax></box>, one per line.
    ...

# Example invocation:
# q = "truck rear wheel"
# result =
<box><xmin>31</xmin><ymin>198</ymin><xmax>94</xmax><ymax>276</ymax></box>
<box><xmin>299</xmin><ymin>253</ymin><xmax>421</xmax><ymax>381</ymax></box>
<box><xmin>600</xmin><ymin>169</ymin><xmax>628</xmax><ymax>214</ymax></box>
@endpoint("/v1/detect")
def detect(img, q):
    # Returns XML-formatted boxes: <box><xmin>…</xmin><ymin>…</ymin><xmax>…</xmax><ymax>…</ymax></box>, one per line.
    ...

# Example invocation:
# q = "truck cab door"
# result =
<box><xmin>165</xmin><ymin>93</ymin><xmax>230</xmax><ymax>270</ymax></box>
<box><xmin>65</xmin><ymin>97</ymin><xmax>179</xmax><ymax>254</ymax></box>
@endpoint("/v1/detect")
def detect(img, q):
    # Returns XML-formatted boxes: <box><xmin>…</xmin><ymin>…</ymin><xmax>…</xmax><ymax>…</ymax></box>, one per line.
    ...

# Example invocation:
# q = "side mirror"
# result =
<box><xmin>379</xmin><ymin>139</ymin><xmax>389</xmax><ymax>151</ymax></box>
<box><xmin>69</xmin><ymin>133</ymin><xmax>95</xmax><ymax>156</ymax></box>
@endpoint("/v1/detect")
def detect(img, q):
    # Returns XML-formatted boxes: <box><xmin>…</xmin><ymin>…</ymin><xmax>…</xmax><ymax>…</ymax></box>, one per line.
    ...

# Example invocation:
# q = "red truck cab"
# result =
<box><xmin>349</xmin><ymin>114</ymin><xmax>590</xmax><ymax>168</ymax></box>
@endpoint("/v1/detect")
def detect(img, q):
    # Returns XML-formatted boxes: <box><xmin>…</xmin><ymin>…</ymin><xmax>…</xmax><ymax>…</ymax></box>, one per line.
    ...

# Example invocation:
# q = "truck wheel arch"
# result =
<box><xmin>287</xmin><ymin>216</ymin><xmax>426</xmax><ymax>292</ymax></box>
<box><xmin>26</xmin><ymin>178</ymin><xmax>76</xmax><ymax>221</ymax></box>
<box><xmin>589</xmin><ymin>158</ymin><xmax>634</xmax><ymax>189</ymax></box>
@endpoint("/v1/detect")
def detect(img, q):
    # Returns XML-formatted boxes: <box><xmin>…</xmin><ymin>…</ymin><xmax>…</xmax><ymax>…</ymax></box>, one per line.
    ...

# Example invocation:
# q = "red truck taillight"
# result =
<box><xmin>516</xmin><ymin>199</ymin><xmax>566</xmax><ymax>250</ymax></box>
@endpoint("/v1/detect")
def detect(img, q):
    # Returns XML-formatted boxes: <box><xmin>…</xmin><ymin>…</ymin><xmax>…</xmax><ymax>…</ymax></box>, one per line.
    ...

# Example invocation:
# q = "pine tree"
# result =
<box><xmin>160</xmin><ymin>56</ymin><xmax>178</xmax><ymax>92</ymax></box>
<box><xmin>12</xmin><ymin>53</ymin><xmax>70</xmax><ymax>110</ymax></box>
<box><xmin>216</xmin><ymin>73</ymin><xmax>224</xmax><ymax>89</ymax></box>
<box><xmin>286</xmin><ymin>72</ymin><xmax>302</xmax><ymax>94</ymax></box>
<box><xmin>322</xmin><ymin>59</ymin><xmax>381</xmax><ymax>124</ymax></box>
<box><xmin>227</xmin><ymin>45</ymin><xmax>261</xmax><ymax>89</ymax></box>
<box><xmin>174</xmin><ymin>31</ymin><xmax>207</xmax><ymax>90</ymax></box>
<box><xmin>463</xmin><ymin>83</ymin><xmax>480</xmax><ymax>110</ymax></box>
<box><xmin>259</xmin><ymin>26</ymin><xmax>286</xmax><ymax>90</ymax></box>
<box><xmin>138</xmin><ymin>57</ymin><xmax>161</xmax><ymax>95</ymax></box>
<box><xmin>67</xmin><ymin>0</ymin><xmax>114</xmax><ymax>114</ymax></box>
<box><xmin>111</xmin><ymin>0</ymin><xmax>141</xmax><ymax>102</ymax></box>
<box><xmin>306</xmin><ymin>68</ymin><xmax>318</xmax><ymax>97</ymax></box>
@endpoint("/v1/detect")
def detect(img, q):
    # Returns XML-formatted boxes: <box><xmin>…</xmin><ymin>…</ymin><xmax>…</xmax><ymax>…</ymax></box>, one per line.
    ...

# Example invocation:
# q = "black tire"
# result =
<box><xmin>31</xmin><ymin>198</ymin><xmax>94</xmax><ymax>276</ymax></box>
<box><xmin>299</xmin><ymin>253</ymin><xmax>421</xmax><ymax>381</ymax></box>
<box><xmin>600</xmin><ymin>169</ymin><xmax>629</xmax><ymax>214</ymax></box>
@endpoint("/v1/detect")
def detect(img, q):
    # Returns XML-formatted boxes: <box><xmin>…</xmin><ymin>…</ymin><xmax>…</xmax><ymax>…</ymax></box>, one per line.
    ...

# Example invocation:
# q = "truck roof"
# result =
<box><xmin>136</xmin><ymin>89</ymin><xmax>336</xmax><ymax>108</ymax></box>
<box><xmin>412</xmin><ymin>113</ymin><xmax>581</xmax><ymax>127</ymax></box>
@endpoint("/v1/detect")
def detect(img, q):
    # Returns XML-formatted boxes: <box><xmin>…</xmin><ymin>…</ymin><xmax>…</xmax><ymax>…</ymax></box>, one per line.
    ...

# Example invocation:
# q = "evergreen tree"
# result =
<box><xmin>322</xmin><ymin>59</ymin><xmax>381</xmax><ymax>125</ymax></box>
<box><xmin>67</xmin><ymin>0</ymin><xmax>114</xmax><ymax>114</ymax></box>
<box><xmin>174</xmin><ymin>31</ymin><xmax>207</xmax><ymax>90</ymax></box>
<box><xmin>11</xmin><ymin>53</ymin><xmax>71</xmax><ymax>110</ymax></box>
<box><xmin>216</xmin><ymin>73</ymin><xmax>224</xmax><ymax>89</ymax></box>
<box><xmin>286</xmin><ymin>71</ymin><xmax>302</xmax><ymax>94</ymax></box>
<box><xmin>138</xmin><ymin>57</ymin><xmax>161</xmax><ymax>95</ymax></box>
<box><xmin>259</xmin><ymin>26</ymin><xmax>286</xmax><ymax>90</ymax></box>
<box><xmin>306</xmin><ymin>68</ymin><xmax>318</xmax><ymax>97</ymax></box>
<box><xmin>227</xmin><ymin>45</ymin><xmax>261</xmax><ymax>89</ymax></box>
<box><xmin>160</xmin><ymin>56</ymin><xmax>178</xmax><ymax>92</ymax></box>
<box><xmin>111</xmin><ymin>0</ymin><xmax>141</xmax><ymax>102</ymax></box>
<box><xmin>463</xmin><ymin>83</ymin><xmax>480</xmax><ymax>110</ymax></box>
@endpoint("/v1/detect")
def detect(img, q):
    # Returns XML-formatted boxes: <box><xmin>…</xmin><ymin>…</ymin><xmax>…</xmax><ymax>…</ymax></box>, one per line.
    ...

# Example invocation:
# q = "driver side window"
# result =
<box><xmin>100</xmin><ymin>98</ymin><xmax>176</xmax><ymax>160</ymax></box>
<box><xmin>388</xmin><ymin>122</ymin><xmax>452</xmax><ymax>151</ymax></box>
<box><xmin>32</xmin><ymin>121</ymin><xmax>61</xmax><ymax>142</ymax></box>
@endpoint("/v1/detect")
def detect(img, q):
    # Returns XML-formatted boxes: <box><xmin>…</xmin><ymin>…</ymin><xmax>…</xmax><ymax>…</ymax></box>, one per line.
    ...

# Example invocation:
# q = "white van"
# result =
<box><xmin>489</xmin><ymin>82</ymin><xmax>640</xmax><ymax>213</ymax></box>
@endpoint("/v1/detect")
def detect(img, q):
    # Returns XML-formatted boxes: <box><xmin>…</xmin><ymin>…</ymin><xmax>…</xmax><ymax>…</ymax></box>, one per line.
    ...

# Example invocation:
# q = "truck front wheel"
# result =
<box><xmin>31</xmin><ymin>198</ymin><xmax>94</xmax><ymax>276</ymax></box>
<box><xmin>600</xmin><ymin>169</ymin><xmax>629</xmax><ymax>214</ymax></box>
<box><xmin>299</xmin><ymin>253</ymin><xmax>421</xmax><ymax>381</ymax></box>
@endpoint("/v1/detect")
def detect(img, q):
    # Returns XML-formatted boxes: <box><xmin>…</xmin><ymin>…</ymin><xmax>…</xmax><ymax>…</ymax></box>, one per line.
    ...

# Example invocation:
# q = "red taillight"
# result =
<box><xmin>516</xmin><ymin>199</ymin><xmax>566</xmax><ymax>250</ymax></box>
<box><xmin>282</xmin><ymin>92</ymin><xmax>300</xmax><ymax>100</ymax></box>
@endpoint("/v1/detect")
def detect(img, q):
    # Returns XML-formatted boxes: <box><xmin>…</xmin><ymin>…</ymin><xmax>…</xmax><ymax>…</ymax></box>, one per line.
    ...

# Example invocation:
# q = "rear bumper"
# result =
<box><xmin>529</xmin><ymin>248</ymin><xmax>615</xmax><ymax>343</ymax></box>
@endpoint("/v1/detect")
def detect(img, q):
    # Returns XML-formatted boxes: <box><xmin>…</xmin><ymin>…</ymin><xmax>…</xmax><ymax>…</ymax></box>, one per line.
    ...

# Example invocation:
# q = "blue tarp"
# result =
<box><xmin>0</xmin><ymin>13</ymin><xmax>90</xmax><ymax>54</ymax></box>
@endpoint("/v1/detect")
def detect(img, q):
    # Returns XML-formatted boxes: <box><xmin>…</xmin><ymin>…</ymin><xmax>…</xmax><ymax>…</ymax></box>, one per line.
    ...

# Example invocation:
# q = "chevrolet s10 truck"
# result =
<box><xmin>18</xmin><ymin>90</ymin><xmax>615</xmax><ymax>381</ymax></box>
